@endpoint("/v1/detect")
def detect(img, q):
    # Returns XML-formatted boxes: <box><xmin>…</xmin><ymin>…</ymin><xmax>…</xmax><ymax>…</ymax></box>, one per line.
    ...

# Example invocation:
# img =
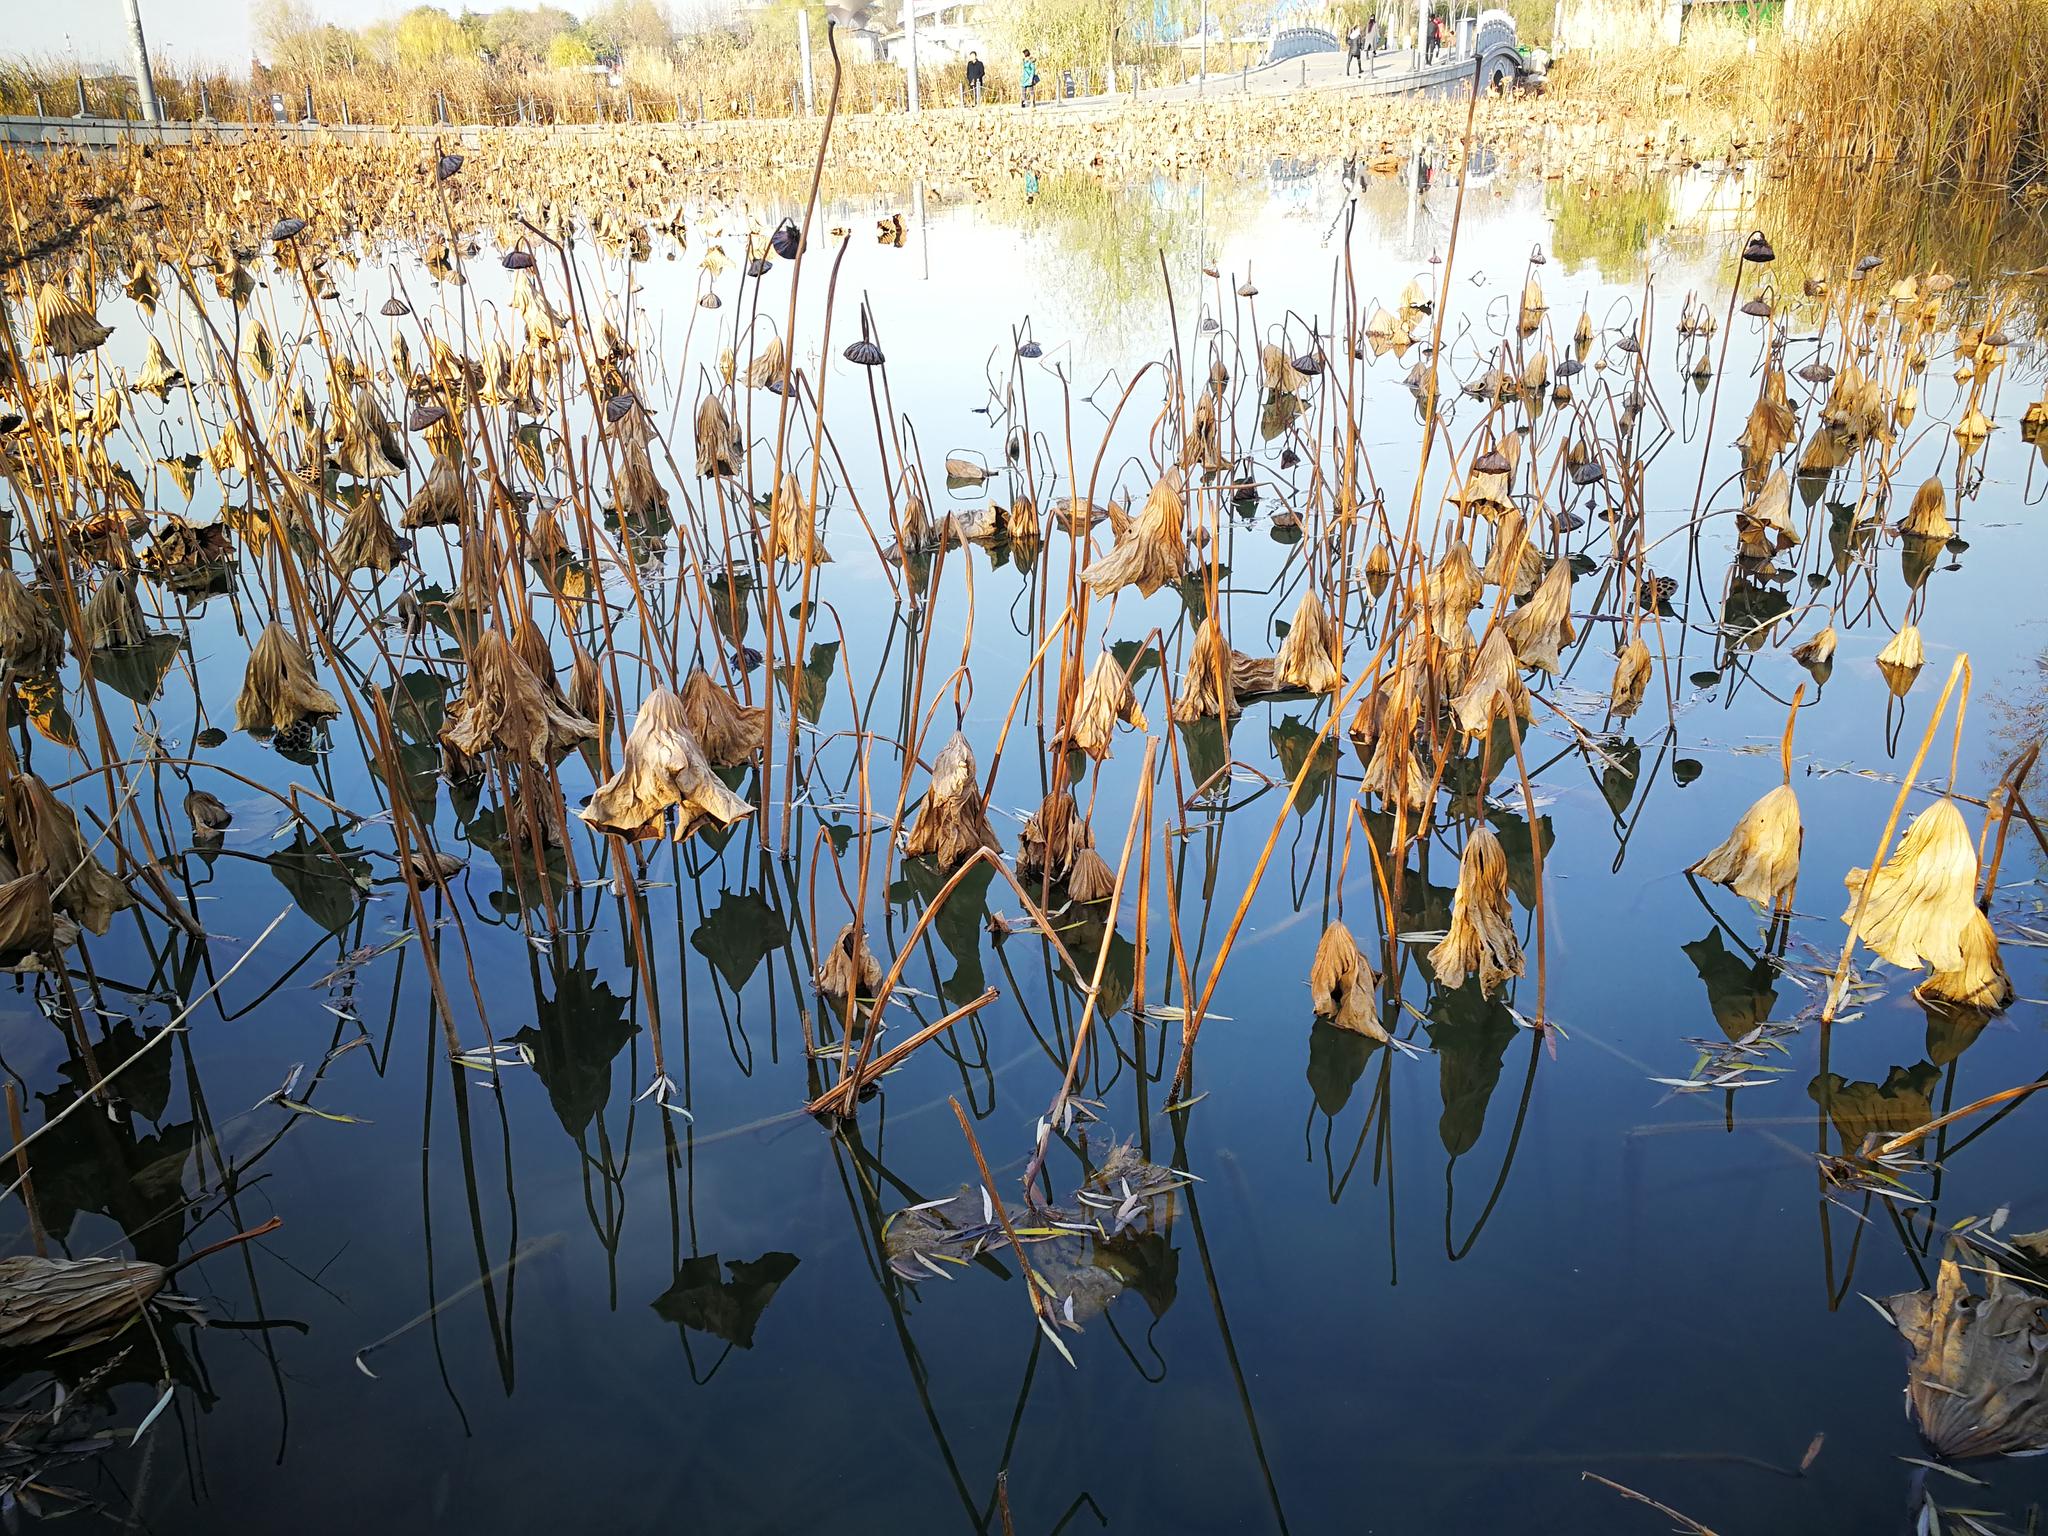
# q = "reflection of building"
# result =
<box><xmin>823</xmin><ymin>0</ymin><xmax>989</xmax><ymax>66</ymax></box>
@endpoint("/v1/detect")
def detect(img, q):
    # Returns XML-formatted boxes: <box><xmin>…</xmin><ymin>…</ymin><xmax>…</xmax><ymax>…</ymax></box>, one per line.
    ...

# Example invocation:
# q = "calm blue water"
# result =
<box><xmin>6</xmin><ymin>156</ymin><xmax>2048</xmax><ymax>1535</ymax></box>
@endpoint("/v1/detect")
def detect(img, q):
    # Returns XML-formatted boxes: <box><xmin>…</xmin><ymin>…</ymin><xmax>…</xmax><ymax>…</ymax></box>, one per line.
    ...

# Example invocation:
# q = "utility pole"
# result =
<box><xmin>119</xmin><ymin>0</ymin><xmax>161</xmax><ymax>123</ymax></box>
<box><xmin>904</xmin><ymin>0</ymin><xmax>919</xmax><ymax>115</ymax></box>
<box><xmin>797</xmin><ymin>9</ymin><xmax>816</xmax><ymax>113</ymax></box>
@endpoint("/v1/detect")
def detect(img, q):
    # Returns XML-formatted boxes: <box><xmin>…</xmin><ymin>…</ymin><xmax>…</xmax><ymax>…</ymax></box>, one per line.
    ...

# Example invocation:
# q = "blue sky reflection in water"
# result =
<box><xmin>13</xmin><ymin>158</ymin><xmax>2048</xmax><ymax>1536</ymax></box>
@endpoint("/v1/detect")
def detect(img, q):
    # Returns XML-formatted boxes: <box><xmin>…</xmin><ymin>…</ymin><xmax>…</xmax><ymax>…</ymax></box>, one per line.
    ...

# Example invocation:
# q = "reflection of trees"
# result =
<box><xmin>1547</xmin><ymin>174</ymin><xmax>1674</xmax><ymax>285</ymax></box>
<box><xmin>985</xmin><ymin>173</ymin><xmax>1253</xmax><ymax>350</ymax></box>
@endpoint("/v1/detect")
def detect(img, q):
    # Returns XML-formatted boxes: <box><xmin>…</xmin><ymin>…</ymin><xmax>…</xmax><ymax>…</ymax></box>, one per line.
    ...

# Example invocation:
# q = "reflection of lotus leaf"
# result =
<box><xmin>91</xmin><ymin>634</ymin><xmax>185</xmax><ymax>704</ymax></box>
<box><xmin>651</xmin><ymin>1252</ymin><xmax>799</xmax><ymax>1348</ymax></box>
<box><xmin>267</xmin><ymin>826</ymin><xmax>371</xmax><ymax>933</ymax></box>
<box><xmin>1597</xmin><ymin>738</ymin><xmax>1642</xmax><ymax>817</ymax></box>
<box><xmin>1682</xmin><ymin>929</ymin><xmax>1779</xmax><ymax>1041</ymax></box>
<box><xmin>1270</xmin><ymin>715</ymin><xmax>1338</xmax><ymax>818</ymax></box>
<box><xmin>1809</xmin><ymin>1062</ymin><xmax>1940</xmax><ymax>1151</ymax></box>
<box><xmin>60</xmin><ymin>1021</ymin><xmax>173</xmax><ymax>1122</ymax></box>
<box><xmin>1308</xmin><ymin>1021</ymin><xmax>1380</xmax><ymax>1116</ymax></box>
<box><xmin>691</xmin><ymin>888</ymin><xmax>790</xmax><ymax>992</ymax></box>
<box><xmin>890</xmin><ymin>856</ymin><xmax>994</xmax><ymax>1003</ymax></box>
<box><xmin>1426</xmin><ymin>981</ymin><xmax>1518</xmax><ymax>1157</ymax></box>
<box><xmin>1722</xmin><ymin>580</ymin><xmax>1793</xmax><ymax>650</ymax></box>
<box><xmin>1486</xmin><ymin>809</ymin><xmax>1553</xmax><ymax>913</ymax></box>
<box><xmin>1094</xmin><ymin>1229</ymin><xmax>1179</xmax><ymax>1321</ymax></box>
<box><xmin>1923</xmin><ymin>999</ymin><xmax>1991</xmax><ymax>1067</ymax></box>
<box><xmin>513</xmin><ymin>966</ymin><xmax>637</xmax><ymax>1138</ymax></box>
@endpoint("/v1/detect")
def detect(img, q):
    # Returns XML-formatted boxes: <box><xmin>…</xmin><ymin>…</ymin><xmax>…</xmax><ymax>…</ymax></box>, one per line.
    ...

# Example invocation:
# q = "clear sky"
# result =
<box><xmin>5</xmin><ymin>1</ymin><xmax>604</xmax><ymax>72</ymax></box>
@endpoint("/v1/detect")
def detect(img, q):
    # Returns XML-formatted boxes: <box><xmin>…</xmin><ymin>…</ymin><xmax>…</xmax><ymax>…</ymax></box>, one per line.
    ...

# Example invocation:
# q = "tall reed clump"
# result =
<box><xmin>1776</xmin><ymin>0</ymin><xmax>2048</xmax><ymax>194</ymax></box>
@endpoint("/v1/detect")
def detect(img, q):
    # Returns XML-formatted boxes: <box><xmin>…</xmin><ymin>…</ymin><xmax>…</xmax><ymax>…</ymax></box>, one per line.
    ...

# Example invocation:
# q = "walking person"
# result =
<box><xmin>1345</xmin><ymin>21</ymin><xmax>1364</xmax><ymax>76</ymax></box>
<box><xmin>966</xmin><ymin>51</ymin><xmax>985</xmax><ymax>105</ymax></box>
<box><xmin>1364</xmin><ymin>12</ymin><xmax>1381</xmax><ymax>72</ymax></box>
<box><xmin>1019</xmin><ymin>49</ymin><xmax>1040</xmax><ymax>108</ymax></box>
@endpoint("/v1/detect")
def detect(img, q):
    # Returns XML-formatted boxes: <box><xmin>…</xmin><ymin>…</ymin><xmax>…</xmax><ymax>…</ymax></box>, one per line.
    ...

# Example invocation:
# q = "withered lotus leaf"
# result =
<box><xmin>234</xmin><ymin>622</ymin><xmax>341</xmax><ymax>734</ymax></box>
<box><xmin>579</xmin><ymin>687</ymin><xmax>751</xmax><ymax>842</ymax></box>
<box><xmin>901</xmin><ymin>731</ymin><xmax>999</xmax><ymax>869</ymax></box>
<box><xmin>443</xmin><ymin>630</ymin><xmax>597</xmax><ymax>763</ymax></box>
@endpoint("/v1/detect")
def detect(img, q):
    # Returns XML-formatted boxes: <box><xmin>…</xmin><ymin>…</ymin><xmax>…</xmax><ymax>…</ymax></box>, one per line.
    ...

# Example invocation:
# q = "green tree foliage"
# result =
<box><xmin>547</xmin><ymin>32</ymin><xmax>599</xmax><ymax>68</ymax></box>
<box><xmin>985</xmin><ymin>0</ymin><xmax>1158</xmax><ymax>80</ymax></box>
<box><xmin>479</xmin><ymin>6</ymin><xmax>582</xmax><ymax>67</ymax></box>
<box><xmin>394</xmin><ymin>7</ymin><xmax>481</xmax><ymax>67</ymax></box>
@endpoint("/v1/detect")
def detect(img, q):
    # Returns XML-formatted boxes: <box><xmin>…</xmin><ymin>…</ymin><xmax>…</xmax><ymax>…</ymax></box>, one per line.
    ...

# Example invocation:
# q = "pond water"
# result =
<box><xmin>9</xmin><ymin>150</ymin><xmax>2048</xmax><ymax>1535</ymax></box>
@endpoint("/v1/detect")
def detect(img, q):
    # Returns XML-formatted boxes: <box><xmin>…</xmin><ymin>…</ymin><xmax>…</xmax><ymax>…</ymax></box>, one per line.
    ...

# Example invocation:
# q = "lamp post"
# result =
<box><xmin>120</xmin><ymin>0</ymin><xmax>161</xmax><ymax>123</ymax></box>
<box><xmin>904</xmin><ymin>0</ymin><xmax>920</xmax><ymax>115</ymax></box>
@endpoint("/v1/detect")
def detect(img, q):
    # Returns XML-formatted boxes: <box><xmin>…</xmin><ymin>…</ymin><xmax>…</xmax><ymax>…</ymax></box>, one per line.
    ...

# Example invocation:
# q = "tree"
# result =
<box><xmin>584</xmin><ymin>0</ymin><xmax>677</xmax><ymax>60</ymax></box>
<box><xmin>394</xmin><ymin>6</ymin><xmax>479</xmax><ymax>67</ymax></box>
<box><xmin>547</xmin><ymin>31</ymin><xmax>598</xmax><ymax>68</ymax></box>
<box><xmin>482</xmin><ymin>5</ymin><xmax>582</xmax><ymax>67</ymax></box>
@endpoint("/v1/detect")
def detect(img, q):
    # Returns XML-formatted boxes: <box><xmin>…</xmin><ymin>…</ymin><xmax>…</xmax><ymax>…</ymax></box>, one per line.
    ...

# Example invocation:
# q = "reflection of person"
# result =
<box><xmin>966</xmin><ymin>51</ymin><xmax>985</xmax><ymax>104</ymax></box>
<box><xmin>1020</xmin><ymin>49</ymin><xmax>1039</xmax><ymax>108</ymax></box>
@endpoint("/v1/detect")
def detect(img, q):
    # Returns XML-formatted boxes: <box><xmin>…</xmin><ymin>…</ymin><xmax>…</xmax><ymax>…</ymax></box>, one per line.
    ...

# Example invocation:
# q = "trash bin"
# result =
<box><xmin>1060</xmin><ymin>69</ymin><xmax>1076</xmax><ymax>99</ymax></box>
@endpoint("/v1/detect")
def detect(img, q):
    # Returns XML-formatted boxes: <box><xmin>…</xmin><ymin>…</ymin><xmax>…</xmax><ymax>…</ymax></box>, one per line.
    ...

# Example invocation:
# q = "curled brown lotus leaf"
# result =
<box><xmin>743</xmin><ymin>335</ymin><xmax>789</xmax><ymax>392</ymax></box>
<box><xmin>331</xmin><ymin>379</ymin><xmax>406</xmax><ymax>480</ymax></box>
<box><xmin>334</xmin><ymin>488</ymin><xmax>406</xmax><ymax>574</ymax></box>
<box><xmin>184</xmin><ymin>789</ymin><xmax>231</xmax><ymax>832</ymax></box>
<box><xmin>0</xmin><ymin>870</ymin><xmax>56</xmax><ymax>960</ymax></box>
<box><xmin>1005</xmin><ymin>495</ymin><xmax>1040</xmax><ymax>547</ymax></box>
<box><xmin>1019</xmin><ymin>790</ymin><xmax>1089</xmax><ymax>879</ymax></box>
<box><xmin>816</xmin><ymin>920</ymin><xmax>882</xmax><ymax>1000</ymax></box>
<box><xmin>568</xmin><ymin>646</ymin><xmax>607</xmax><ymax>726</ymax></box>
<box><xmin>1260</xmin><ymin>342</ymin><xmax>1305</xmax><ymax>396</ymax></box>
<box><xmin>579</xmin><ymin>686</ymin><xmax>751</xmax><ymax>842</ymax></box>
<box><xmin>0</xmin><ymin>1254</ymin><xmax>181</xmax><ymax>1353</ymax></box>
<box><xmin>680</xmin><ymin>665</ymin><xmax>763</xmax><ymax>768</ymax></box>
<box><xmin>1431</xmin><ymin>624</ymin><xmax>1477</xmax><ymax>702</ymax></box>
<box><xmin>1061</xmin><ymin>651</ymin><xmax>1146</xmax><ymax>760</ymax></box>
<box><xmin>1183</xmin><ymin>392</ymin><xmax>1225</xmax><ymax>473</ymax></box>
<box><xmin>8</xmin><ymin>775</ymin><xmax>132</xmax><ymax>936</ymax></box>
<box><xmin>1450</xmin><ymin>627</ymin><xmax>1532</xmax><ymax>739</ymax></box>
<box><xmin>607</xmin><ymin>397</ymin><xmax>668</xmax><ymax>519</ymax></box>
<box><xmin>1884</xmin><ymin>1251</ymin><xmax>2048</xmax><ymax>1459</ymax></box>
<box><xmin>1427</xmin><ymin>539</ymin><xmax>1484</xmax><ymax>644</ymax></box>
<box><xmin>1792</xmin><ymin>624</ymin><xmax>1838</xmax><ymax>669</ymax></box>
<box><xmin>0</xmin><ymin>568</ymin><xmax>65</xmax><ymax>673</ymax></box>
<box><xmin>897</xmin><ymin>468</ymin><xmax>932</xmax><ymax>551</ymax></box>
<box><xmin>134</xmin><ymin>334</ymin><xmax>181</xmax><ymax>396</ymax></box>
<box><xmin>1274</xmin><ymin>590</ymin><xmax>1341</xmax><ymax>694</ymax></box>
<box><xmin>80</xmin><ymin>571</ymin><xmax>154</xmax><ymax>652</ymax></box>
<box><xmin>1480</xmin><ymin>509</ymin><xmax>1543</xmax><ymax>599</ymax></box>
<box><xmin>1898</xmin><ymin>476</ymin><xmax>1953</xmax><ymax>540</ymax></box>
<box><xmin>767</xmin><ymin>471</ymin><xmax>828</xmax><ymax>564</ymax></box>
<box><xmin>1610</xmin><ymin>634</ymin><xmax>1653</xmax><ymax>718</ymax></box>
<box><xmin>442</xmin><ymin>629</ymin><xmax>597</xmax><ymax>763</ymax></box>
<box><xmin>1737</xmin><ymin>467</ymin><xmax>1799</xmax><ymax>557</ymax></box>
<box><xmin>234</xmin><ymin>622</ymin><xmax>341</xmax><ymax>734</ymax></box>
<box><xmin>1876</xmin><ymin>624</ymin><xmax>1925</xmax><ymax>695</ymax></box>
<box><xmin>694</xmin><ymin>391</ymin><xmax>739</xmax><ymax>478</ymax></box>
<box><xmin>1171</xmin><ymin>615</ymin><xmax>1235</xmax><ymax>723</ymax></box>
<box><xmin>403</xmin><ymin>452</ymin><xmax>469</xmax><ymax>528</ymax></box>
<box><xmin>1842</xmin><ymin>798</ymin><xmax>1979</xmax><ymax>972</ymax></box>
<box><xmin>1503</xmin><ymin>556</ymin><xmax>1575</xmax><ymax>674</ymax></box>
<box><xmin>1309</xmin><ymin>920</ymin><xmax>1383</xmax><ymax>1038</ymax></box>
<box><xmin>1429</xmin><ymin>825</ymin><xmax>1524</xmax><ymax>997</ymax></box>
<box><xmin>1916</xmin><ymin>908</ymin><xmax>2012</xmax><ymax>1013</ymax></box>
<box><xmin>902</xmin><ymin>731</ymin><xmax>999</xmax><ymax>869</ymax></box>
<box><xmin>1081</xmin><ymin>472</ymin><xmax>1188</xmax><ymax>599</ymax></box>
<box><xmin>1691</xmin><ymin>783</ymin><xmax>1802</xmax><ymax>912</ymax></box>
<box><xmin>1067</xmin><ymin>847</ymin><xmax>1117</xmax><ymax>903</ymax></box>
<box><xmin>32</xmin><ymin>280</ymin><xmax>114</xmax><ymax>359</ymax></box>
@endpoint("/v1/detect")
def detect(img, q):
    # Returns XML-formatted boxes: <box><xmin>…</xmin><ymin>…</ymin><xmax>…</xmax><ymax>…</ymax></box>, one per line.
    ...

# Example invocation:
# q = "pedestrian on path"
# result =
<box><xmin>1019</xmin><ymin>50</ymin><xmax>1040</xmax><ymax>108</ymax></box>
<box><xmin>966</xmin><ymin>51</ymin><xmax>985</xmax><ymax>104</ymax></box>
<box><xmin>1345</xmin><ymin>23</ymin><xmax>1364</xmax><ymax>75</ymax></box>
